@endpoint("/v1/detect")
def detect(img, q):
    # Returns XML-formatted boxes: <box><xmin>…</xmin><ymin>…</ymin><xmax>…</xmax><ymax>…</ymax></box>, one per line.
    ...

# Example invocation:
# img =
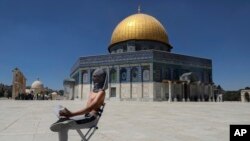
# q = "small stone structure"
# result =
<box><xmin>51</xmin><ymin>92</ymin><xmax>58</xmax><ymax>100</ymax></box>
<box><xmin>31</xmin><ymin>79</ymin><xmax>44</xmax><ymax>94</ymax></box>
<box><xmin>63</xmin><ymin>78</ymin><xmax>75</xmax><ymax>100</ymax></box>
<box><xmin>241</xmin><ymin>89</ymin><xmax>250</xmax><ymax>102</ymax></box>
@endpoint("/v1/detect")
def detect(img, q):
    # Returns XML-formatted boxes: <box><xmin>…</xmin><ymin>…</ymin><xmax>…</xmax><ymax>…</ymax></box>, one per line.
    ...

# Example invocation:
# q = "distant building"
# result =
<box><xmin>51</xmin><ymin>92</ymin><xmax>58</xmax><ymax>100</ymax></box>
<box><xmin>63</xmin><ymin>78</ymin><xmax>75</xmax><ymax>100</ymax></box>
<box><xmin>64</xmin><ymin>11</ymin><xmax>214</xmax><ymax>101</ymax></box>
<box><xmin>12</xmin><ymin>68</ymin><xmax>26</xmax><ymax>99</ymax></box>
<box><xmin>241</xmin><ymin>89</ymin><xmax>250</xmax><ymax>102</ymax></box>
<box><xmin>31</xmin><ymin>79</ymin><xmax>44</xmax><ymax>94</ymax></box>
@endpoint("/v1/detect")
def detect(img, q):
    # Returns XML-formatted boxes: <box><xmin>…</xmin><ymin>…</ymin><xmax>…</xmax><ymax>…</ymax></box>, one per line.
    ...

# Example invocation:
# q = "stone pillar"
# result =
<box><xmin>107</xmin><ymin>67</ymin><xmax>111</xmax><ymax>99</ymax></box>
<box><xmin>161</xmin><ymin>83</ymin><xmax>165</xmax><ymax>101</ymax></box>
<box><xmin>12</xmin><ymin>68</ymin><xmax>26</xmax><ymax>99</ymax></box>
<box><xmin>139</xmin><ymin>64</ymin><xmax>143</xmax><ymax>100</ymax></box>
<box><xmin>187</xmin><ymin>83</ymin><xmax>190</xmax><ymax>102</ymax></box>
<box><xmin>208</xmin><ymin>84</ymin><xmax>212</xmax><ymax>102</ymax></box>
<box><xmin>149</xmin><ymin>63</ymin><xmax>154</xmax><ymax>100</ymax></box>
<box><xmin>149</xmin><ymin>63</ymin><xmax>153</xmax><ymax>82</ymax></box>
<box><xmin>12</xmin><ymin>70</ymin><xmax>17</xmax><ymax>99</ymax></box>
<box><xmin>78</xmin><ymin>70</ymin><xmax>83</xmax><ymax>99</ymax></box>
<box><xmin>241</xmin><ymin>92</ymin><xmax>244</xmax><ymax>102</ymax></box>
<box><xmin>127</xmin><ymin>67</ymin><xmax>132</xmax><ymax>99</ymax></box>
<box><xmin>208</xmin><ymin>84</ymin><xmax>214</xmax><ymax>102</ymax></box>
<box><xmin>241</xmin><ymin>91</ymin><xmax>246</xmax><ymax>102</ymax></box>
<box><xmin>182</xmin><ymin>82</ymin><xmax>185</xmax><ymax>102</ymax></box>
<box><xmin>173</xmin><ymin>82</ymin><xmax>177</xmax><ymax>102</ymax></box>
<box><xmin>72</xmin><ymin>83</ymin><xmax>75</xmax><ymax>100</ymax></box>
<box><xmin>87</xmin><ymin>69</ymin><xmax>91</xmax><ymax>91</ymax></box>
<box><xmin>168</xmin><ymin>81</ymin><xmax>172</xmax><ymax>102</ymax></box>
<box><xmin>212</xmin><ymin>84</ymin><xmax>215</xmax><ymax>102</ymax></box>
<box><xmin>170</xmin><ymin>68</ymin><xmax>174</xmax><ymax>80</ymax></box>
<box><xmin>197</xmin><ymin>82</ymin><xmax>201</xmax><ymax>102</ymax></box>
<box><xmin>201</xmin><ymin>83</ymin><xmax>205</xmax><ymax>101</ymax></box>
<box><xmin>117</xmin><ymin>66</ymin><xmax>121</xmax><ymax>100</ymax></box>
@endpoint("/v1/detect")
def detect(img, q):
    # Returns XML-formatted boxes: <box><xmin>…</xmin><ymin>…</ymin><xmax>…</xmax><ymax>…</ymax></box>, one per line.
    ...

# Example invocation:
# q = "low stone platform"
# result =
<box><xmin>0</xmin><ymin>100</ymin><xmax>249</xmax><ymax>141</ymax></box>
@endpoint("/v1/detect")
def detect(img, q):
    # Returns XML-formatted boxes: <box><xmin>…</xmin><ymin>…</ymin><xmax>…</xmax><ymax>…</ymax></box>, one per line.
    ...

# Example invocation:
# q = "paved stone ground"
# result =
<box><xmin>0</xmin><ymin>100</ymin><xmax>249</xmax><ymax>141</ymax></box>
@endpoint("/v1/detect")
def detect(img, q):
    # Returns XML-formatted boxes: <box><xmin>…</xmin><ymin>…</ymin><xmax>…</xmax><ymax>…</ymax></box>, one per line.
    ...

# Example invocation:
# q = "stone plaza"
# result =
<box><xmin>0</xmin><ymin>100</ymin><xmax>249</xmax><ymax>141</ymax></box>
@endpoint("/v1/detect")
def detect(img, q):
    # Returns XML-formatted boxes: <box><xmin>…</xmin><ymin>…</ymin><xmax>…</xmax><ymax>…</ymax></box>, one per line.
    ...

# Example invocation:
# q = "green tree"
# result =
<box><xmin>223</xmin><ymin>91</ymin><xmax>241</xmax><ymax>101</ymax></box>
<box><xmin>245</xmin><ymin>87</ymin><xmax>250</xmax><ymax>90</ymax></box>
<box><xmin>58</xmin><ymin>90</ymin><xmax>64</xmax><ymax>96</ymax></box>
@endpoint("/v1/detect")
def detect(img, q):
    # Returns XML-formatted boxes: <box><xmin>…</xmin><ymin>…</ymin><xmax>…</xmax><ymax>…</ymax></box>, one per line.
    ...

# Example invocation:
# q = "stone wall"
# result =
<box><xmin>76</xmin><ymin>82</ymin><xmax>154</xmax><ymax>101</ymax></box>
<box><xmin>75</xmin><ymin>81</ymin><xmax>214</xmax><ymax>102</ymax></box>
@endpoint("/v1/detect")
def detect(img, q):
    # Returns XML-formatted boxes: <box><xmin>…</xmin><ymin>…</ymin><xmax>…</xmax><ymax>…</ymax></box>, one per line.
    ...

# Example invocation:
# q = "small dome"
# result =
<box><xmin>31</xmin><ymin>80</ymin><xmax>44</xmax><ymax>90</ymax></box>
<box><xmin>51</xmin><ymin>92</ymin><xmax>58</xmax><ymax>95</ymax></box>
<box><xmin>25</xmin><ymin>89</ymin><xmax>31</xmax><ymax>94</ymax></box>
<box><xmin>110</xmin><ymin>13</ymin><xmax>169</xmax><ymax>48</ymax></box>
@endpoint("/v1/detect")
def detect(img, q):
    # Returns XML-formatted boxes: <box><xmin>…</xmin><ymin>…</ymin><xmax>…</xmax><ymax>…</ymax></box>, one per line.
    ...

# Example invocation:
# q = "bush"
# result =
<box><xmin>223</xmin><ymin>91</ymin><xmax>241</xmax><ymax>101</ymax></box>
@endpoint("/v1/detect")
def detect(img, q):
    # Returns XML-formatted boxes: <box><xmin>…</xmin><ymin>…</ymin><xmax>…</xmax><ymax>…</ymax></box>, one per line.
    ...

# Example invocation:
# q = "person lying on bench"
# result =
<box><xmin>50</xmin><ymin>68</ymin><xmax>107</xmax><ymax>141</ymax></box>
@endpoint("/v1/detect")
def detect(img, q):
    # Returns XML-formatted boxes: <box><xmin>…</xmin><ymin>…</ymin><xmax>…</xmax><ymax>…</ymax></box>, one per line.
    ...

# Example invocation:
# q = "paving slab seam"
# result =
<box><xmin>0</xmin><ymin>115</ymin><xmax>22</xmax><ymax>132</ymax></box>
<box><xmin>32</xmin><ymin>120</ymin><xmax>40</xmax><ymax>141</ymax></box>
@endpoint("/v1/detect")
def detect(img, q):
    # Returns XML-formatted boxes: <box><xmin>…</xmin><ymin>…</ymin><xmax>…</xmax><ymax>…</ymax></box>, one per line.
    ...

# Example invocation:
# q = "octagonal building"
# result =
<box><xmin>65</xmin><ymin>12</ymin><xmax>214</xmax><ymax>102</ymax></box>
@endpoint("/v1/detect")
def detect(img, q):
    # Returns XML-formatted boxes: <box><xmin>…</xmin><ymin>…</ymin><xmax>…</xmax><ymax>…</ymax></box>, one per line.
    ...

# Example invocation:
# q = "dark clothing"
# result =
<box><xmin>75</xmin><ymin>113</ymin><xmax>96</xmax><ymax>124</ymax></box>
<box><xmin>54</xmin><ymin>113</ymin><xmax>96</xmax><ymax>125</ymax></box>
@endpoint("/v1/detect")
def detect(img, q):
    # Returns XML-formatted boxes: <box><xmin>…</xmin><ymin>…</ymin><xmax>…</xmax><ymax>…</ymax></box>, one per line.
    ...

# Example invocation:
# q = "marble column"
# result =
<box><xmin>187</xmin><ymin>83</ymin><xmax>190</xmax><ymax>102</ymax></box>
<box><xmin>117</xmin><ymin>66</ymin><xmax>121</xmax><ymax>100</ymax></box>
<box><xmin>182</xmin><ymin>82</ymin><xmax>185</xmax><ymax>102</ymax></box>
<box><xmin>78</xmin><ymin>70</ymin><xmax>82</xmax><ymax>99</ymax></box>
<box><xmin>211</xmin><ymin>84</ymin><xmax>215</xmax><ymax>102</ymax></box>
<box><xmin>107</xmin><ymin>67</ymin><xmax>111</xmax><ymax>98</ymax></box>
<box><xmin>139</xmin><ymin>64</ymin><xmax>143</xmax><ymax>100</ymax></box>
<box><xmin>87</xmin><ymin>69</ymin><xmax>91</xmax><ymax>90</ymax></box>
<box><xmin>127</xmin><ymin>67</ymin><xmax>132</xmax><ymax>99</ymax></box>
<box><xmin>173</xmin><ymin>82</ymin><xmax>177</xmax><ymax>102</ymax></box>
<box><xmin>208</xmin><ymin>84</ymin><xmax>213</xmax><ymax>102</ymax></box>
<box><xmin>168</xmin><ymin>81</ymin><xmax>172</xmax><ymax>102</ymax></box>
<box><xmin>197</xmin><ymin>82</ymin><xmax>201</xmax><ymax>102</ymax></box>
<box><xmin>149</xmin><ymin>63</ymin><xmax>153</xmax><ymax>81</ymax></box>
<box><xmin>201</xmin><ymin>83</ymin><xmax>205</xmax><ymax>101</ymax></box>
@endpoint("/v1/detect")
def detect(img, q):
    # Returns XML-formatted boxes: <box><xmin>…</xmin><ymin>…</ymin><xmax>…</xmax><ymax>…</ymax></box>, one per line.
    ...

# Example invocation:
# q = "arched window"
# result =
<box><xmin>82</xmin><ymin>71</ymin><xmax>88</xmax><ymax>83</ymax></box>
<box><xmin>245</xmin><ymin>92</ymin><xmax>250</xmax><ymax>102</ymax></box>
<box><xmin>110</xmin><ymin>68</ymin><xmax>117</xmax><ymax>83</ymax></box>
<box><xmin>131</xmin><ymin>67</ymin><xmax>139</xmax><ymax>82</ymax></box>
<box><xmin>120</xmin><ymin>68</ymin><xmax>127</xmax><ymax>82</ymax></box>
<box><xmin>163</xmin><ymin>68</ymin><xmax>169</xmax><ymax>80</ymax></box>
<box><xmin>73</xmin><ymin>72</ymin><xmax>79</xmax><ymax>84</ymax></box>
<box><xmin>143</xmin><ymin>69</ymin><xmax>150</xmax><ymax>81</ymax></box>
<box><xmin>90</xmin><ymin>70</ymin><xmax>95</xmax><ymax>83</ymax></box>
<box><xmin>173</xmin><ymin>69</ymin><xmax>180</xmax><ymax>80</ymax></box>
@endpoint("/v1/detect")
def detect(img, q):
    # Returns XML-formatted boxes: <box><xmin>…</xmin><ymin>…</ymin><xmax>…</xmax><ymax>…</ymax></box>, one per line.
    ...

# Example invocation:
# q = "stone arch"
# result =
<box><xmin>90</xmin><ymin>69</ymin><xmax>95</xmax><ymax>83</ymax></box>
<box><xmin>82</xmin><ymin>71</ymin><xmax>88</xmax><ymax>83</ymax></box>
<box><xmin>120</xmin><ymin>68</ymin><xmax>127</xmax><ymax>82</ymax></box>
<box><xmin>131</xmin><ymin>67</ymin><xmax>139</xmax><ymax>82</ymax></box>
<box><xmin>110</xmin><ymin>68</ymin><xmax>117</xmax><ymax>83</ymax></box>
<box><xmin>142</xmin><ymin>69</ymin><xmax>150</xmax><ymax>81</ymax></box>
<box><xmin>245</xmin><ymin>92</ymin><xmax>250</xmax><ymax>102</ymax></box>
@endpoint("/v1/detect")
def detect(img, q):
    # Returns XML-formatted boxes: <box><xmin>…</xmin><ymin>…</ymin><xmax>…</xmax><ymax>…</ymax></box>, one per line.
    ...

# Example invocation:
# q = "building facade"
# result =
<box><xmin>64</xmin><ymin>12</ymin><xmax>214</xmax><ymax>102</ymax></box>
<box><xmin>31</xmin><ymin>79</ymin><xmax>44</xmax><ymax>95</ymax></box>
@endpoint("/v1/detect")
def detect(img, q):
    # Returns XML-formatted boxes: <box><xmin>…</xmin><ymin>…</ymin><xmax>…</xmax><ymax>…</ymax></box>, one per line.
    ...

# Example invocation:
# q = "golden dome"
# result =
<box><xmin>110</xmin><ymin>13</ymin><xmax>169</xmax><ymax>46</ymax></box>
